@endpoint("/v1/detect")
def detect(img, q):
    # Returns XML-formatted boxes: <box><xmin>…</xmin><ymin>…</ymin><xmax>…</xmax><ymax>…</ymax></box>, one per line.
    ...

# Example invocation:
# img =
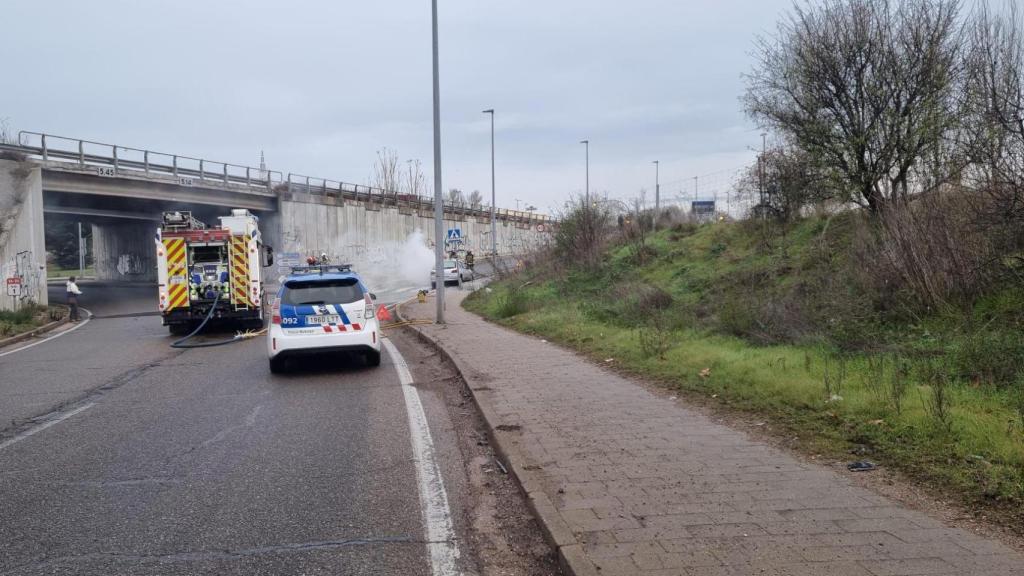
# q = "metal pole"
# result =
<box><xmin>581</xmin><ymin>140</ymin><xmax>589</xmax><ymax>205</ymax></box>
<box><xmin>78</xmin><ymin>222</ymin><xmax>84</xmax><ymax>276</ymax></box>
<box><xmin>760</xmin><ymin>132</ymin><xmax>768</xmax><ymax>219</ymax></box>
<box><xmin>432</xmin><ymin>0</ymin><xmax>445</xmax><ymax>324</ymax></box>
<box><xmin>653</xmin><ymin>160</ymin><xmax>660</xmax><ymax>227</ymax></box>
<box><xmin>483</xmin><ymin>109</ymin><xmax>496</xmax><ymax>258</ymax></box>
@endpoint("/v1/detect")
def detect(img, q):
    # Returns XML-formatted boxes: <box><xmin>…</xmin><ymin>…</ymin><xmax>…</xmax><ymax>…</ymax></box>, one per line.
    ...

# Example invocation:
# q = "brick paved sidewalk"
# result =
<box><xmin>400</xmin><ymin>290</ymin><xmax>1024</xmax><ymax>576</ymax></box>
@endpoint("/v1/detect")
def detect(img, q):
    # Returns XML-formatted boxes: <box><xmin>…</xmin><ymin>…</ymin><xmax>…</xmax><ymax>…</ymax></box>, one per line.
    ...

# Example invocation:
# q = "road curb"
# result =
<box><xmin>395</xmin><ymin>300</ymin><xmax>598</xmax><ymax>576</ymax></box>
<box><xmin>0</xmin><ymin>307</ymin><xmax>70</xmax><ymax>349</ymax></box>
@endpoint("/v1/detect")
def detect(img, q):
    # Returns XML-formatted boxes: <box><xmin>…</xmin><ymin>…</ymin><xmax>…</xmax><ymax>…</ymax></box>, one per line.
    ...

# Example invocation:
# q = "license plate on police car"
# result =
<box><xmin>306</xmin><ymin>315</ymin><xmax>341</xmax><ymax>325</ymax></box>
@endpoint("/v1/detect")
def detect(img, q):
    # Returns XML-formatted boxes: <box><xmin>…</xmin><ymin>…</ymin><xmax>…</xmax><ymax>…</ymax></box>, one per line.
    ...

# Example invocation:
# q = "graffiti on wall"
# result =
<box><xmin>116</xmin><ymin>252</ymin><xmax>147</xmax><ymax>276</ymax></box>
<box><xmin>3</xmin><ymin>250</ymin><xmax>41</xmax><ymax>303</ymax></box>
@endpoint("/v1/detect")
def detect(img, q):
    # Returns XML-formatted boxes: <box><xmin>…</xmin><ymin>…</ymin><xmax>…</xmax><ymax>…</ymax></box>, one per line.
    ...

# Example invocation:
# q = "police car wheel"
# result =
<box><xmin>269</xmin><ymin>357</ymin><xmax>287</xmax><ymax>374</ymax></box>
<box><xmin>365</xmin><ymin>350</ymin><xmax>381</xmax><ymax>367</ymax></box>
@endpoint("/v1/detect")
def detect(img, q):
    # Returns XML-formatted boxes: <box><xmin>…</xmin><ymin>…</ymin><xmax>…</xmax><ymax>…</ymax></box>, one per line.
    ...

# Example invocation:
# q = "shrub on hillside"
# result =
<box><xmin>555</xmin><ymin>199</ymin><xmax>611</xmax><ymax>271</ymax></box>
<box><xmin>950</xmin><ymin>329</ymin><xmax>1024</xmax><ymax>387</ymax></box>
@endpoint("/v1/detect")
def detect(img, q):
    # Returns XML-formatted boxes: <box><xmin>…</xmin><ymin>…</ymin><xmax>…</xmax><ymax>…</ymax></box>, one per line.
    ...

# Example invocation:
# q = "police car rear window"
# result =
<box><xmin>282</xmin><ymin>278</ymin><xmax>364</xmax><ymax>305</ymax></box>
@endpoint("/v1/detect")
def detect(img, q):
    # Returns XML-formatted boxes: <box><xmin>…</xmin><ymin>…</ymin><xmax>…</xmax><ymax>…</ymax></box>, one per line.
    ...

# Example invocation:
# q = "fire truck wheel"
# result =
<box><xmin>244</xmin><ymin>319</ymin><xmax>265</xmax><ymax>331</ymax></box>
<box><xmin>169</xmin><ymin>323</ymin><xmax>192</xmax><ymax>336</ymax></box>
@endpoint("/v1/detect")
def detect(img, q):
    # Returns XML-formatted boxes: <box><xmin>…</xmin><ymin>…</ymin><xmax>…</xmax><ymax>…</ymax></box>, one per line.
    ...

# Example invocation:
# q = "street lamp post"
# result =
<box><xmin>431</xmin><ymin>0</ymin><xmax>445</xmax><ymax>324</ymax></box>
<box><xmin>483</xmin><ymin>109</ymin><xmax>496</xmax><ymax>258</ymax></box>
<box><xmin>653</xmin><ymin>160</ymin><xmax>660</xmax><ymax>225</ymax></box>
<box><xmin>580</xmin><ymin>140</ymin><xmax>589</xmax><ymax>205</ymax></box>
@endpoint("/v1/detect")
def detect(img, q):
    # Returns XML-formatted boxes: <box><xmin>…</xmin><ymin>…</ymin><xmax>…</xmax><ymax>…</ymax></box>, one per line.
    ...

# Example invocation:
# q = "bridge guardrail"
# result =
<box><xmin>15</xmin><ymin>132</ymin><xmax>283</xmax><ymax>193</ymax></box>
<box><xmin>8</xmin><ymin>131</ymin><xmax>552</xmax><ymax>225</ymax></box>
<box><xmin>284</xmin><ymin>173</ymin><xmax>552</xmax><ymax>225</ymax></box>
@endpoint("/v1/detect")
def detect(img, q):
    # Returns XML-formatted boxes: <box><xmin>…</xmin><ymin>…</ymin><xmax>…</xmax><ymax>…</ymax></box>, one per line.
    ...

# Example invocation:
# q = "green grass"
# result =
<box><xmin>466</xmin><ymin>219</ymin><xmax>1024</xmax><ymax>530</ymax></box>
<box><xmin>0</xmin><ymin>305</ymin><xmax>61</xmax><ymax>338</ymax></box>
<box><xmin>46</xmin><ymin>264</ymin><xmax>94</xmax><ymax>278</ymax></box>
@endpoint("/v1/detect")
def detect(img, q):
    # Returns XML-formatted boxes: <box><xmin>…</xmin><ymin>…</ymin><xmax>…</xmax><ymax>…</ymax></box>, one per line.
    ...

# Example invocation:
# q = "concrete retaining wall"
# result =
<box><xmin>278</xmin><ymin>192</ymin><xmax>549</xmax><ymax>278</ymax></box>
<box><xmin>0</xmin><ymin>159</ymin><xmax>47</xmax><ymax>311</ymax></box>
<box><xmin>91</xmin><ymin>222</ymin><xmax>158</xmax><ymax>283</ymax></box>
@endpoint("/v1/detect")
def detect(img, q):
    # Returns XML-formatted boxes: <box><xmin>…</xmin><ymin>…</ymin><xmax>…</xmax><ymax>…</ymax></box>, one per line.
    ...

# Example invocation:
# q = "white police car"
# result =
<box><xmin>267</xmin><ymin>265</ymin><xmax>381</xmax><ymax>373</ymax></box>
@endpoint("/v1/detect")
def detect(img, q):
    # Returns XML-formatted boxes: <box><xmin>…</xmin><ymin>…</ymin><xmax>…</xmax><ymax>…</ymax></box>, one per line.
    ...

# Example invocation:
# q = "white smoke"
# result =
<box><xmin>396</xmin><ymin>229</ymin><xmax>435</xmax><ymax>285</ymax></box>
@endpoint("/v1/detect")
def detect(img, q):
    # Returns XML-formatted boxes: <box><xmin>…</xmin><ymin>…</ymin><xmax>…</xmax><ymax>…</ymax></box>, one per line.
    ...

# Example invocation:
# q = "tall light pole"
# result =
<box><xmin>431</xmin><ymin>0</ymin><xmax>445</xmax><ymax>324</ymax></box>
<box><xmin>78</xmin><ymin>222</ymin><xmax>85</xmax><ymax>275</ymax></box>
<box><xmin>483</xmin><ymin>109</ymin><xmax>496</xmax><ymax>258</ymax></box>
<box><xmin>652</xmin><ymin>160</ymin><xmax>660</xmax><ymax>221</ymax></box>
<box><xmin>580</xmin><ymin>140</ymin><xmax>590</xmax><ymax>205</ymax></box>
<box><xmin>759</xmin><ymin>132</ymin><xmax>767</xmax><ymax>216</ymax></box>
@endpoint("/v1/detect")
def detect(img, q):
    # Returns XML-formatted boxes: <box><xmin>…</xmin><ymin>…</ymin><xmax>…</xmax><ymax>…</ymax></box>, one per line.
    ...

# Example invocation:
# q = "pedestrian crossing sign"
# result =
<box><xmin>447</xmin><ymin>229</ymin><xmax>462</xmax><ymax>241</ymax></box>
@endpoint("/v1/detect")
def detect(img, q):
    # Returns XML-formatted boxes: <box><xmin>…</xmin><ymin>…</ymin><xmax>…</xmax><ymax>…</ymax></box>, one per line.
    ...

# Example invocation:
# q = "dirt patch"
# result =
<box><xmin>495</xmin><ymin>424</ymin><xmax>522</xmax><ymax>432</ymax></box>
<box><xmin>389</xmin><ymin>329</ymin><xmax>561</xmax><ymax>576</ymax></box>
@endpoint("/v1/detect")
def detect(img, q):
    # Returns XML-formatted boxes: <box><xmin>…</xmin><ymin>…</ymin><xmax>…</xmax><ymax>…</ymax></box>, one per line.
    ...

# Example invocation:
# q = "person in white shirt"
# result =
<box><xmin>66</xmin><ymin>276</ymin><xmax>82</xmax><ymax>322</ymax></box>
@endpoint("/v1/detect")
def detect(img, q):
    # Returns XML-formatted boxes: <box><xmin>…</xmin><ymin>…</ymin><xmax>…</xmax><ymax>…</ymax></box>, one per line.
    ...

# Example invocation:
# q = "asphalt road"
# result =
<box><xmin>0</xmin><ymin>284</ymin><xmax>471</xmax><ymax>575</ymax></box>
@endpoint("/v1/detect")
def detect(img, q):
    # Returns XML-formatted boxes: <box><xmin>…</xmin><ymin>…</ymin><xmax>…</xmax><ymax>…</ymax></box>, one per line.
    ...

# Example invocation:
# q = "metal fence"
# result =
<box><xmin>7</xmin><ymin>131</ymin><xmax>552</xmax><ymax>224</ymax></box>
<box><xmin>14</xmin><ymin>132</ymin><xmax>283</xmax><ymax>193</ymax></box>
<box><xmin>283</xmin><ymin>172</ymin><xmax>551</xmax><ymax>225</ymax></box>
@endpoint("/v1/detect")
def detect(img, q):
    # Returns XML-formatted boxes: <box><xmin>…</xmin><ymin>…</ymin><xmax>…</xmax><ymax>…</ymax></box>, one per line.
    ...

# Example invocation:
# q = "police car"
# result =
<box><xmin>267</xmin><ymin>265</ymin><xmax>381</xmax><ymax>373</ymax></box>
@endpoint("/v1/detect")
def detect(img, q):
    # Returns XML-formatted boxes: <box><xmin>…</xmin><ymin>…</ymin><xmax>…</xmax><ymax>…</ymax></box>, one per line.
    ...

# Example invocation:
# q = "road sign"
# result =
<box><xmin>6</xmin><ymin>277</ymin><xmax>22</xmax><ymax>297</ymax></box>
<box><xmin>276</xmin><ymin>252</ymin><xmax>302</xmax><ymax>272</ymax></box>
<box><xmin>536</xmin><ymin>224</ymin><xmax>546</xmax><ymax>233</ymax></box>
<box><xmin>446</xmin><ymin>228</ymin><xmax>462</xmax><ymax>241</ymax></box>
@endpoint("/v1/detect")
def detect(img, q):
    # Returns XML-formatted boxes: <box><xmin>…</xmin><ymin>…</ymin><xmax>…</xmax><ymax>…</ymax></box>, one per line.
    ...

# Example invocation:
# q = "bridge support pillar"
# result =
<box><xmin>0</xmin><ymin>158</ymin><xmax>47</xmax><ymax>311</ymax></box>
<box><xmin>91</xmin><ymin>222</ymin><xmax>157</xmax><ymax>283</ymax></box>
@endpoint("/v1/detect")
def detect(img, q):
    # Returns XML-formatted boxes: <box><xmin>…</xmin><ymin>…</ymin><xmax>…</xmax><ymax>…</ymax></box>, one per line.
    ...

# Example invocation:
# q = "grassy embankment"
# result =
<box><xmin>0</xmin><ymin>305</ymin><xmax>64</xmax><ymax>338</ymax></box>
<box><xmin>465</xmin><ymin>215</ymin><xmax>1024</xmax><ymax>529</ymax></box>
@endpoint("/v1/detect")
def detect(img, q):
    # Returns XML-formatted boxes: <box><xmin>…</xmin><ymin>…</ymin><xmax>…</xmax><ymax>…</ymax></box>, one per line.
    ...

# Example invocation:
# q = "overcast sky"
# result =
<box><xmin>3</xmin><ymin>1</ymin><xmax>794</xmax><ymax>214</ymax></box>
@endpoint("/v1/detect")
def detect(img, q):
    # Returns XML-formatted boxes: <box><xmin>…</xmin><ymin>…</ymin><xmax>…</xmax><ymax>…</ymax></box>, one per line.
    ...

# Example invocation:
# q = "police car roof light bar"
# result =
<box><xmin>289</xmin><ymin>264</ymin><xmax>354</xmax><ymax>275</ymax></box>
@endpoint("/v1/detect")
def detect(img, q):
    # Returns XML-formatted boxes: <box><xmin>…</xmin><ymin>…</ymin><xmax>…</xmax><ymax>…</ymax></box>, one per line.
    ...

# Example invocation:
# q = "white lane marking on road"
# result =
<box><xmin>382</xmin><ymin>338</ymin><xmax>461</xmax><ymax>576</ymax></box>
<box><xmin>0</xmin><ymin>403</ymin><xmax>95</xmax><ymax>451</ymax></box>
<box><xmin>0</xmin><ymin>308</ymin><xmax>93</xmax><ymax>359</ymax></box>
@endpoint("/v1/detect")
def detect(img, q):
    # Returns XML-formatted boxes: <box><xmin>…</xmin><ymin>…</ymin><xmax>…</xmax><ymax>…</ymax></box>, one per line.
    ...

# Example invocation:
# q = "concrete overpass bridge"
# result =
<box><xmin>0</xmin><ymin>132</ymin><xmax>552</xmax><ymax>309</ymax></box>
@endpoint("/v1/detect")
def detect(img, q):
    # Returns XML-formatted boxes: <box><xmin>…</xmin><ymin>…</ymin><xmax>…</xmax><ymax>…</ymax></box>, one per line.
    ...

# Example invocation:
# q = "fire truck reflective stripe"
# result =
<box><xmin>167</xmin><ymin>285</ymin><xmax>189</xmax><ymax>309</ymax></box>
<box><xmin>162</xmin><ymin>238</ymin><xmax>189</xmax><ymax>310</ymax></box>
<box><xmin>167</xmin><ymin>244</ymin><xmax>186</xmax><ymax>265</ymax></box>
<box><xmin>229</xmin><ymin>235</ymin><xmax>251</xmax><ymax>307</ymax></box>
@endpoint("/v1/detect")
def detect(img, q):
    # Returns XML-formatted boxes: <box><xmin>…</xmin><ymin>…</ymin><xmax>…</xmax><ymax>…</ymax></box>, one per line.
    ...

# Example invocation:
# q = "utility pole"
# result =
<box><xmin>483</xmin><ymin>109</ymin><xmax>496</xmax><ymax>258</ymax></box>
<box><xmin>580</xmin><ymin>140</ymin><xmax>589</xmax><ymax>205</ymax></box>
<box><xmin>759</xmin><ymin>132</ymin><xmax>767</xmax><ymax>218</ymax></box>
<box><xmin>78</xmin><ymin>222</ymin><xmax>84</xmax><ymax>275</ymax></box>
<box><xmin>431</xmin><ymin>0</ymin><xmax>445</xmax><ymax>324</ymax></box>
<box><xmin>653</xmin><ymin>160</ymin><xmax>660</xmax><ymax>228</ymax></box>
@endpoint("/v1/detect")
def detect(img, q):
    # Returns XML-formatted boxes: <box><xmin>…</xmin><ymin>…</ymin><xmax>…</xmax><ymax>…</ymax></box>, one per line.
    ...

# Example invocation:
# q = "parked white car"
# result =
<box><xmin>430</xmin><ymin>259</ymin><xmax>471</xmax><ymax>288</ymax></box>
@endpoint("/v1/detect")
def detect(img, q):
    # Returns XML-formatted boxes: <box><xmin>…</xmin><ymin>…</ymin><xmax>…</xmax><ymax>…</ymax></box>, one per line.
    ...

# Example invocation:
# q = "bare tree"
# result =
<box><xmin>736</xmin><ymin>141</ymin><xmax>834</xmax><ymax>220</ymax></box>
<box><xmin>745</xmin><ymin>0</ymin><xmax>964</xmax><ymax>213</ymax></box>
<box><xmin>0</xmin><ymin>118</ymin><xmax>14</xmax><ymax>145</ymax></box>
<box><xmin>370</xmin><ymin>147</ymin><xmax>401</xmax><ymax>193</ymax></box>
<box><xmin>446</xmin><ymin>188</ymin><xmax>465</xmax><ymax>206</ymax></box>
<box><xmin>403</xmin><ymin>159</ymin><xmax>426</xmax><ymax>197</ymax></box>
<box><xmin>467</xmin><ymin>190</ymin><xmax>483</xmax><ymax>208</ymax></box>
<box><xmin>964</xmin><ymin>1</ymin><xmax>1024</xmax><ymax>223</ymax></box>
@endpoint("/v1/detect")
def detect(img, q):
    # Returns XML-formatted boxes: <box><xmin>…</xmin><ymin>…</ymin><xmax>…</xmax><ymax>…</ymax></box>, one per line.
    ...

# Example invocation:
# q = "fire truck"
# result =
<box><xmin>156</xmin><ymin>210</ymin><xmax>273</xmax><ymax>335</ymax></box>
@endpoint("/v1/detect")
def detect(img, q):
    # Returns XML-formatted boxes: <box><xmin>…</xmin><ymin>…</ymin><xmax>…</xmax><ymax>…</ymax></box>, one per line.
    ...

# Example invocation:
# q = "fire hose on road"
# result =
<box><xmin>170</xmin><ymin>291</ymin><xmax>266</xmax><ymax>349</ymax></box>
